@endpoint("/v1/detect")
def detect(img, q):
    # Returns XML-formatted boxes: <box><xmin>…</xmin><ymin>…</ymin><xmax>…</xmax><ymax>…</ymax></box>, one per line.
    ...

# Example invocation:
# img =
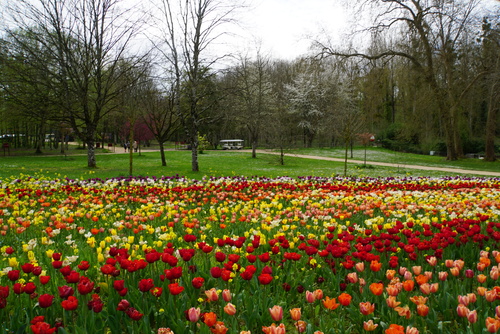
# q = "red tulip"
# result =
<box><xmin>150</xmin><ymin>287</ymin><xmax>163</xmax><ymax>297</ymax></box>
<box><xmin>258</xmin><ymin>273</ymin><xmax>273</xmax><ymax>285</ymax></box>
<box><xmin>38</xmin><ymin>294</ymin><xmax>54</xmax><ymax>308</ymax></box>
<box><xmin>116</xmin><ymin>299</ymin><xmax>130</xmax><ymax>311</ymax></box>
<box><xmin>24</xmin><ymin>282</ymin><xmax>36</xmax><ymax>295</ymax></box>
<box><xmin>191</xmin><ymin>277</ymin><xmax>204</xmax><ymax>289</ymax></box>
<box><xmin>138</xmin><ymin>278</ymin><xmax>154</xmax><ymax>292</ymax></box>
<box><xmin>39</xmin><ymin>276</ymin><xmax>50</xmax><ymax>285</ymax></box>
<box><xmin>7</xmin><ymin>270</ymin><xmax>20</xmax><ymax>281</ymax></box>
<box><xmin>30</xmin><ymin>321</ymin><xmax>57</xmax><ymax>334</ymax></box>
<box><xmin>77</xmin><ymin>278</ymin><xmax>94</xmax><ymax>295</ymax></box>
<box><xmin>168</xmin><ymin>283</ymin><xmax>184</xmax><ymax>295</ymax></box>
<box><xmin>126</xmin><ymin>307</ymin><xmax>143</xmax><ymax>321</ymax></box>
<box><xmin>61</xmin><ymin>296</ymin><xmax>78</xmax><ymax>311</ymax></box>
<box><xmin>58</xmin><ymin>285</ymin><xmax>74</xmax><ymax>298</ymax></box>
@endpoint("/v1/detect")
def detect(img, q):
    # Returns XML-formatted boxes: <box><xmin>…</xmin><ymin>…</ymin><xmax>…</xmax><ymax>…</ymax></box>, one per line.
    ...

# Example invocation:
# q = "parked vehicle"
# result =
<box><xmin>220</xmin><ymin>139</ymin><xmax>244</xmax><ymax>150</ymax></box>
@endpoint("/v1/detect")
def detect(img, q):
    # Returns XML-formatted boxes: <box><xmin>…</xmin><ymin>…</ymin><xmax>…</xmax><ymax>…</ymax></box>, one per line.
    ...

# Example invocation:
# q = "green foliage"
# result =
<box><xmin>197</xmin><ymin>134</ymin><xmax>210</xmax><ymax>153</ymax></box>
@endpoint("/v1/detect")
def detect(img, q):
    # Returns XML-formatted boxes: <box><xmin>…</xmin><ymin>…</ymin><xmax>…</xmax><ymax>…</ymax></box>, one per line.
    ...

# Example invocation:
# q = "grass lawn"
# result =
<box><xmin>0</xmin><ymin>145</ymin><xmax>498</xmax><ymax>180</ymax></box>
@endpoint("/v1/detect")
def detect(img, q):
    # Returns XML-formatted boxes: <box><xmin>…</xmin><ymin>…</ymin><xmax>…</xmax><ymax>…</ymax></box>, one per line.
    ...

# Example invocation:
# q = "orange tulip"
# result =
<box><xmin>450</xmin><ymin>267</ymin><xmax>460</xmax><ymax>277</ymax></box>
<box><xmin>486</xmin><ymin>317</ymin><xmax>500</xmax><ymax>333</ymax></box>
<box><xmin>454</xmin><ymin>259</ymin><xmax>465</xmax><ymax>270</ymax></box>
<box><xmin>419</xmin><ymin>283</ymin><xmax>431</xmax><ymax>295</ymax></box>
<box><xmin>296</xmin><ymin>320</ymin><xmax>307</xmax><ymax>333</ymax></box>
<box><xmin>211</xmin><ymin>321</ymin><xmax>228</xmax><ymax>334</ymax></box>
<box><xmin>477</xmin><ymin>286</ymin><xmax>487</xmax><ymax>296</ymax></box>
<box><xmin>457</xmin><ymin>304</ymin><xmax>470</xmax><ymax>317</ymax></box>
<box><xmin>486</xmin><ymin>289</ymin><xmax>498</xmax><ymax>302</ymax></box>
<box><xmin>458</xmin><ymin>295</ymin><xmax>470</xmax><ymax>306</ymax></box>
<box><xmin>158</xmin><ymin>328</ymin><xmax>174</xmax><ymax>334</ymax></box>
<box><xmin>355</xmin><ymin>262</ymin><xmax>365</xmax><ymax>272</ymax></box>
<box><xmin>262</xmin><ymin>323</ymin><xmax>286</xmax><ymax>334</ymax></box>
<box><xmin>386</xmin><ymin>284</ymin><xmax>400</xmax><ymax>296</ymax></box>
<box><xmin>386</xmin><ymin>296</ymin><xmax>401</xmax><ymax>308</ymax></box>
<box><xmin>490</xmin><ymin>268</ymin><xmax>499</xmax><ymax>280</ymax></box>
<box><xmin>363</xmin><ymin>320</ymin><xmax>378</xmax><ymax>331</ymax></box>
<box><xmin>410</xmin><ymin>295</ymin><xmax>428</xmax><ymax>305</ymax></box>
<box><xmin>402</xmin><ymin>280</ymin><xmax>414</xmax><ymax>292</ymax></box>
<box><xmin>415</xmin><ymin>275</ymin><xmax>429</xmax><ymax>286</ymax></box>
<box><xmin>223</xmin><ymin>303</ymin><xmax>236</xmax><ymax>316</ymax></box>
<box><xmin>386</xmin><ymin>269</ymin><xmax>396</xmax><ymax>280</ymax></box>
<box><xmin>269</xmin><ymin>305</ymin><xmax>283</xmax><ymax>322</ymax></box>
<box><xmin>412</xmin><ymin>266</ymin><xmax>422</xmax><ymax>275</ymax></box>
<box><xmin>426</xmin><ymin>256</ymin><xmax>437</xmax><ymax>266</ymax></box>
<box><xmin>359</xmin><ymin>302</ymin><xmax>375</xmax><ymax>315</ymax></box>
<box><xmin>385</xmin><ymin>324</ymin><xmax>405</xmax><ymax>334</ymax></box>
<box><xmin>467</xmin><ymin>310</ymin><xmax>478</xmax><ymax>324</ymax></box>
<box><xmin>205</xmin><ymin>288</ymin><xmax>219</xmax><ymax>301</ymax></box>
<box><xmin>322</xmin><ymin>296</ymin><xmax>339</xmax><ymax>310</ymax></box>
<box><xmin>369</xmin><ymin>282</ymin><xmax>384</xmax><ymax>296</ymax></box>
<box><xmin>438</xmin><ymin>271</ymin><xmax>448</xmax><ymax>281</ymax></box>
<box><xmin>313</xmin><ymin>289</ymin><xmax>323</xmax><ymax>300</ymax></box>
<box><xmin>338</xmin><ymin>292</ymin><xmax>352</xmax><ymax>306</ymax></box>
<box><xmin>370</xmin><ymin>260</ymin><xmax>382</xmax><ymax>272</ymax></box>
<box><xmin>203</xmin><ymin>312</ymin><xmax>217</xmax><ymax>327</ymax></box>
<box><xmin>405</xmin><ymin>326</ymin><xmax>420</xmax><ymax>334</ymax></box>
<box><xmin>290</xmin><ymin>308</ymin><xmax>301</xmax><ymax>321</ymax></box>
<box><xmin>346</xmin><ymin>272</ymin><xmax>358</xmax><ymax>284</ymax></box>
<box><xmin>394</xmin><ymin>305</ymin><xmax>411</xmax><ymax>319</ymax></box>
<box><xmin>477</xmin><ymin>274</ymin><xmax>487</xmax><ymax>283</ymax></box>
<box><xmin>417</xmin><ymin>304</ymin><xmax>429</xmax><ymax>316</ymax></box>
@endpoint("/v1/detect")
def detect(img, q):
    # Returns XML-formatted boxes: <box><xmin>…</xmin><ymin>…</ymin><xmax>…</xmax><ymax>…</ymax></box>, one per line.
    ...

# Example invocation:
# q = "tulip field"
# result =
<box><xmin>1</xmin><ymin>174</ymin><xmax>500</xmax><ymax>334</ymax></box>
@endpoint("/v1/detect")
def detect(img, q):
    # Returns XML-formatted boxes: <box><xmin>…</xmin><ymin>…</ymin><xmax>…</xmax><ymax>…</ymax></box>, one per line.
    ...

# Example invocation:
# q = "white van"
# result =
<box><xmin>220</xmin><ymin>139</ymin><xmax>244</xmax><ymax>150</ymax></box>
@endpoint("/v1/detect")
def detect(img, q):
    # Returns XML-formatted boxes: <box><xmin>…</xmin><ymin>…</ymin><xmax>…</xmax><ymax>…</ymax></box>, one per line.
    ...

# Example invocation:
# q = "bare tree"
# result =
<box><xmin>151</xmin><ymin>0</ymin><xmax>242</xmax><ymax>172</ymax></box>
<box><xmin>230</xmin><ymin>51</ymin><xmax>273</xmax><ymax>158</ymax></box>
<box><xmin>140</xmin><ymin>81</ymin><xmax>179</xmax><ymax>167</ymax></box>
<box><xmin>4</xmin><ymin>0</ymin><xmax>146</xmax><ymax>167</ymax></box>
<box><xmin>315</xmin><ymin>0</ymin><xmax>486</xmax><ymax>160</ymax></box>
<box><xmin>334</xmin><ymin>82</ymin><xmax>365</xmax><ymax>176</ymax></box>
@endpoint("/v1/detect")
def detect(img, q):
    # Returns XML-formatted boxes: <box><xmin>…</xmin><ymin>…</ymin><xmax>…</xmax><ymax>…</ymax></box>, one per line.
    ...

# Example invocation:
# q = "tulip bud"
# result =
<box><xmin>467</xmin><ymin>310</ymin><xmax>478</xmax><ymax>323</ymax></box>
<box><xmin>457</xmin><ymin>304</ymin><xmax>469</xmax><ymax>317</ymax></box>
<box><xmin>465</xmin><ymin>269</ymin><xmax>474</xmax><ymax>278</ymax></box>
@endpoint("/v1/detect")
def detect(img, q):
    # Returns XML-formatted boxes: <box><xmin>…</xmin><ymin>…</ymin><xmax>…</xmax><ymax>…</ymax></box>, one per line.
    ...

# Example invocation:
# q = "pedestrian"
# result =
<box><xmin>133</xmin><ymin>140</ymin><xmax>138</xmax><ymax>152</ymax></box>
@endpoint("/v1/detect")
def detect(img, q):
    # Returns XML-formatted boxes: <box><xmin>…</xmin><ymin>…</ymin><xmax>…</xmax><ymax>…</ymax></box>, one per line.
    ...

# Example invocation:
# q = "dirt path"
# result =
<box><xmin>246</xmin><ymin>150</ymin><xmax>500</xmax><ymax>177</ymax></box>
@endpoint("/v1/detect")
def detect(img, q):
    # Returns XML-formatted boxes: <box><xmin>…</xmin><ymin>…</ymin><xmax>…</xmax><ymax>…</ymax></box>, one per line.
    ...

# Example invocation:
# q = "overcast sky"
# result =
<box><xmin>222</xmin><ymin>0</ymin><xmax>499</xmax><ymax>61</ymax></box>
<box><xmin>224</xmin><ymin>0</ymin><xmax>349</xmax><ymax>60</ymax></box>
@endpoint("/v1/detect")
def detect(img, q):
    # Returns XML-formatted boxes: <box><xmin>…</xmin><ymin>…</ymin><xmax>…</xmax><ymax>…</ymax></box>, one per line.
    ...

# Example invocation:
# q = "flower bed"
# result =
<box><xmin>0</xmin><ymin>175</ymin><xmax>500</xmax><ymax>334</ymax></box>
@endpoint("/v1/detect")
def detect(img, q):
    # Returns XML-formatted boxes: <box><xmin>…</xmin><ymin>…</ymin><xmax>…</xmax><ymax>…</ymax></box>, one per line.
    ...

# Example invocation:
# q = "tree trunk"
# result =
<box><xmin>344</xmin><ymin>141</ymin><xmax>348</xmax><ymax>176</ymax></box>
<box><xmin>87</xmin><ymin>141</ymin><xmax>96</xmax><ymax>168</ymax></box>
<box><xmin>191</xmin><ymin>136</ymin><xmax>199</xmax><ymax>172</ymax></box>
<box><xmin>279</xmin><ymin>146</ymin><xmax>284</xmax><ymax>165</ymax></box>
<box><xmin>129</xmin><ymin>128</ymin><xmax>134</xmax><ymax>176</ymax></box>
<box><xmin>252</xmin><ymin>140</ymin><xmax>257</xmax><ymax>159</ymax></box>
<box><xmin>159</xmin><ymin>141</ymin><xmax>167</xmax><ymax>166</ymax></box>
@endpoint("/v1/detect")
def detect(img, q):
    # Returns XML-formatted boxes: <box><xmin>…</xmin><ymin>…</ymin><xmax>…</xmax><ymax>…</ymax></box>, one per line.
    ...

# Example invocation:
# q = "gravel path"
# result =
<box><xmin>246</xmin><ymin>150</ymin><xmax>500</xmax><ymax>177</ymax></box>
